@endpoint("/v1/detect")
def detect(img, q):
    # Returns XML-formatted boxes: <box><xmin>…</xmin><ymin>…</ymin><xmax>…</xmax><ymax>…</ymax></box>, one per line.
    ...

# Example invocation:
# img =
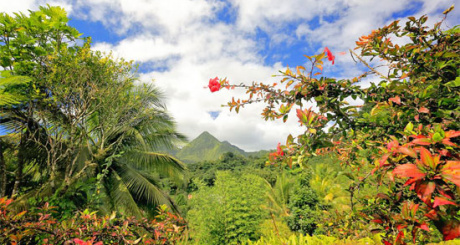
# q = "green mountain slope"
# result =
<box><xmin>176</xmin><ymin>131</ymin><xmax>246</xmax><ymax>163</ymax></box>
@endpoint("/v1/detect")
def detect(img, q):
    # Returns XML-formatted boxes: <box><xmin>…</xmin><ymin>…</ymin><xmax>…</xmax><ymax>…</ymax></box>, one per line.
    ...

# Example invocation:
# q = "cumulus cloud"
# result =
<box><xmin>4</xmin><ymin>0</ymin><xmax>458</xmax><ymax>151</ymax></box>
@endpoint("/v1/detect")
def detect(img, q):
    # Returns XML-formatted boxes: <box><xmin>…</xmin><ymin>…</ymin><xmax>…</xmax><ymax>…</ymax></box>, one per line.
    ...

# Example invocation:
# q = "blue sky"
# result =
<box><xmin>2</xmin><ymin>0</ymin><xmax>458</xmax><ymax>151</ymax></box>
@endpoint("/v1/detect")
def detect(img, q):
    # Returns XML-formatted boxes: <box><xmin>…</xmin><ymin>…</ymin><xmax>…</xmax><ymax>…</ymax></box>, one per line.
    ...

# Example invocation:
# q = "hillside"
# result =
<box><xmin>175</xmin><ymin>131</ymin><xmax>247</xmax><ymax>163</ymax></box>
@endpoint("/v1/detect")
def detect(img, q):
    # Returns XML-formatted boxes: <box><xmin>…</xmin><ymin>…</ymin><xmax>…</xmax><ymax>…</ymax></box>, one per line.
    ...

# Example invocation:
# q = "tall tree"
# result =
<box><xmin>0</xmin><ymin>6</ymin><xmax>186</xmax><ymax>215</ymax></box>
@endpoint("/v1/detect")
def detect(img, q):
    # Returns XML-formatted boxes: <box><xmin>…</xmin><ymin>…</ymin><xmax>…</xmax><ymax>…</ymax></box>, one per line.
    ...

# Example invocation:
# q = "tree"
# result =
<box><xmin>285</xmin><ymin>171</ymin><xmax>324</xmax><ymax>236</ymax></box>
<box><xmin>211</xmin><ymin>8</ymin><xmax>459</xmax><ymax>243</ymax></box>
<box><xmin>0</xmin><ymin>5</ymin><xmax>81</xmax><ymax>197</ymax></box>
<box><xmin>188</xmin><ymin>171</ymin><xmax>268</xmax><ymax>244</ymax></box>
<box><xmin>0</xmin><ymin>6</ymin><xmax>185</xmax><ymax>216</ymax></box>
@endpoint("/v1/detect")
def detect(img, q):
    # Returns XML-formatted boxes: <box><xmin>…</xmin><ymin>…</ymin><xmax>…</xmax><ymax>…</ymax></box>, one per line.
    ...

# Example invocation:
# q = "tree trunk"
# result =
<box><xmin>11</xmin><ymin>151</ymin><xmax>24</xmax><ymax>197</ymax></box>
<box><xmin>11</xmin><ymin>133</ymin><xmax>26</xmax><ymax>197</ymax></box>
<box><xmin>0</xmin><ymin>142</ymin><xmax>6</xmax><ymax>197</ymax></box>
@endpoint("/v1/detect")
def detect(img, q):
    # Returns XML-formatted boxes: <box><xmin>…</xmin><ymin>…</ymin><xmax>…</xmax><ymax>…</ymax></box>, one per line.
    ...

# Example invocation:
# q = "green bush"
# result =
<box><xmin>187</xmin><ymin>171</ymin><xmax>268</xmax><ymax>244</ymax></box>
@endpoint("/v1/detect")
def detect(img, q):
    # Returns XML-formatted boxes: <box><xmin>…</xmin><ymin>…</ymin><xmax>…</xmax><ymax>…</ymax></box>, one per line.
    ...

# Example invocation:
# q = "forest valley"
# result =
<box><xmin>0</xmin><ymin>4</ymin><xmax>459</xmax><ymax>245</ymax></box>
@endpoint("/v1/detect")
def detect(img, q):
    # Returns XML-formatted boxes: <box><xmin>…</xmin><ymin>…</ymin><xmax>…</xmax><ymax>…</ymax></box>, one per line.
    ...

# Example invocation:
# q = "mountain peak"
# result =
<box><xmin>194</xmin><ymin>131</ymin><xmax>219</xmax><ymax>142</ymax></box>
<box><xmin>197</xmin><ymin>131</ymin><xmax>215</xmax><ymax>138</ymax></box>
<box><xmin>176</xmin><ymin>131</ymin><xmax>245</xmax><ymax>163</ymax></box>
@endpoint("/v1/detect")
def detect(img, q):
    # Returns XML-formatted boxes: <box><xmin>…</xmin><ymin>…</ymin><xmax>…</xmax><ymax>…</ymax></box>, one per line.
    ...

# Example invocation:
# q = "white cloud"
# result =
<box><xmin>3</xmin><ymin>0</ymin><xmax>459</xmax><ymax>151</ymax></box>
<box><xmin>0</xmin><ymin>0</ymin><xmax>36</xmax><ymax>14</ymax></box>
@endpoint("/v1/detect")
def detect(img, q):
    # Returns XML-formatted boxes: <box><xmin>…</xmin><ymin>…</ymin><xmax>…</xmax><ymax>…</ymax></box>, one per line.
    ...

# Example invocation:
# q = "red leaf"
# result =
<box><xmin>418</xmin><ymin>223</ymin><xmax>430</xmax><ymax>231</ymax></box>
<box><xmin>397</xmin><ymin>146</ymin><xmax>417</xmax><ymax>158</ymax></box>
<box><xmin>393</xmin><ymin>164</ymin><xmax>426</xmax><ymax>179</ymax></box>
<box><xmin>441</xmin><ymin>220</ymin><xmax>460</xmax><ymax>240</ymax></box>
<box><xmin>437</xmin><ymin>185</ymin><xmax>454</xmax><ymax>200</ymax></box>
<box><xmin>397</xmin><ymin>224</ymin><xmax>407</xmax><ymax>231</ymax></box>
<box><xmin>372</xmin><ymin>219</ymin><xmax>384</xmax><ymax>224</ymax></box>
<box><xmin>73</xmin><ymin>239</ymin><xmax>87</xmax><ymax>245</ymax></box>
<box><xmin>425</xmin><ymin>209</ymin><xmax>438</xmax><ymax>220</ymax></box>
<box><xmin>433</xmin><ymin>196</ymin><xmax>457</xmax><ymax>208</ymax></box>
<box><xmin>445</xmin><ymin>130</ymin><xmax>460</xmax><ymax>139</ymax></box>
<box><xmin>418</xmin><ymin>107</ymin><xmax>430</xmax><ymax>113</ymax></box>
<box><xmin>396</xmin><ymin>230</ymin><xmax>404</xmax><ymax>243</ymax></box>
<box><xmin>441</xmin><ymin>161</ymin><xmax>460</xmax><ymax>187</ymax></box>
<box><xmin>389</xmin><ymin>96</ymin><xmax>401</xmax><ymax>105</ymax></box>
<box><xmin>415</xmin><ymin>181</ymin><xmax>435</xmax><ymax>205</ymax></box>
<box><xmin>411</xmin><ymin>138</ymin><xmax>431</xmax><ymax>145</ymax></box>
<box><xmin>442</xmin><ymin>139</ymin><xmax>458</xmax><ymax>147</ymax></box>
<box><xmin>379</xmin><ymin>153</ymin><xmax>391</xmax><ymax>166</ymax></box>
<box><xmin>418</xmin><ymin>147</ymin><xmax>438</xmax><ymax>169</ymax></box>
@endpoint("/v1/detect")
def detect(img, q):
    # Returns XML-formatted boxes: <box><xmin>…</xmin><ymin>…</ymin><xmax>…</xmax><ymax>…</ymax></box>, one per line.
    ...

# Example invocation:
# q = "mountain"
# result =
<box><xmin>175</xmin><ymin>131</ymin><xmax>247</xmax><ymax>163</ymax></box>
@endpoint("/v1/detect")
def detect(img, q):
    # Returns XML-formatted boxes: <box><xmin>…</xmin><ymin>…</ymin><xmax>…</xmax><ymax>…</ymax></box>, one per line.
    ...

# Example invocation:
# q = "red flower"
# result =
<box><xmin>324</xmin><ymin>47</ymin><xmax>335</xmax><ymax>65</ymax></box>
<box><xmin>208</xmin><ymin>77</ymin><xmax>221</xmax><ymax>92</ymax></box>
<box><xmin>276</xmin><ymin>143</ymin><xmax>284</xmax><ymax>156</ymax></box>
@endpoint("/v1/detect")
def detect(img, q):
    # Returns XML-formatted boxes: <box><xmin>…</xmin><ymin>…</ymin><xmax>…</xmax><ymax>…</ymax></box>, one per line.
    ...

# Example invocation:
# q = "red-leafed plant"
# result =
<box><xmin>208</xmin><ymin>6</ymin><xmax>459</xmax><ymax>244</ymax></box>
<box><xmin>0</xmin><ymin>198</ymin><xmax>186</xmax><ymax>244</ymax></box>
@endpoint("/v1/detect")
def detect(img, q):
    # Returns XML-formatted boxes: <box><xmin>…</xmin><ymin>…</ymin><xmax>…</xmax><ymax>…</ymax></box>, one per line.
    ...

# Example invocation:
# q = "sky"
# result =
<box><xmin>2</xmin><ymin>0</ymin><xmax>458</xmax><ymax>151</ymax></box>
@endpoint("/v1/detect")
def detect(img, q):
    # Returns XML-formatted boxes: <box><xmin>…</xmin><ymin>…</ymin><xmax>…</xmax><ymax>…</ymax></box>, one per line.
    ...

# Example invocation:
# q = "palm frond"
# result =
<box><xmin>107</xmin><ymin>171</ymin><xmax>143</xmax><ymax>218</ymax></box>
<box><xmin>0</xmin><ymin>93</ymin><xmax>26</xmax><ymax>106</ymax></box>
<box><xmin>0</xmin><ymin>75</ymin><xmax>31</xmax><ymax>106</ymax></box>
<box><xmin>122</xmin><ymin>149</ymin><xmax>185</xmax><ymax>176</ymax></box>
<box><xmin>114</xmin><ymin>163</ymin><xmax>178</xmax><ymax>212</ymax></box>
<box><xmin>0</xmin><ymin>75</ymin><xmax>31</xmax><ymax>87</ymax></box>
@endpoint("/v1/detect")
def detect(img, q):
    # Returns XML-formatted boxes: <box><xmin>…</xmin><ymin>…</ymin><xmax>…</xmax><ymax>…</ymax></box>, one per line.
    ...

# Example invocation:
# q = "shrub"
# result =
<box><xmin>0</xmin><ymin>197</ymin><xmax>186</xmax><ymax>244</ymax></box>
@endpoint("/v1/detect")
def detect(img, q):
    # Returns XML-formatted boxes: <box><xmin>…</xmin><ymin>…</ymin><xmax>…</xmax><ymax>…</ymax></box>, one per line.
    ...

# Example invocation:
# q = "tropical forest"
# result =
<box><xmin>0</xmin><ymin>4</ymin><xmax>459</xmax><ymax>245</ymax></box>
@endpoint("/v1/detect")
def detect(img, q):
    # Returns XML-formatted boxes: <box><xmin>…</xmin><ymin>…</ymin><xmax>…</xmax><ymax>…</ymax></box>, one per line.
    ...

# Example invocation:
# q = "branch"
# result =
<box><xmin>349</xmin><ymin>49</ymin><xmax>391</xmax><ymax>82</ymax></box>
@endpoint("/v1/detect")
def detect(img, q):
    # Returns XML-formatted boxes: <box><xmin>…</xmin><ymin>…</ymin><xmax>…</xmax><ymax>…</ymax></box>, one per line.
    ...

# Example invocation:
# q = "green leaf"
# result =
<box><xmin>445</xmin><ymin>77</ymin><xmax>460</xmax><ymax>88</ymax></box>
<box><xmin>404</xmin><ymin>122</ymin><xmax>414</xmax><ymax>133</ymax></box>
<box><xmin>432</xmin><ymin>132</ymin><xmax>443</xmax><ymax>142</ymax></box>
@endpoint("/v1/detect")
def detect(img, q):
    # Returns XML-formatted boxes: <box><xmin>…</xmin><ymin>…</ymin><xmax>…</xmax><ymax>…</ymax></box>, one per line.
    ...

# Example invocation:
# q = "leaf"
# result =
<box><xmin>411</xmin><ymin>138</ymin><xmax>431</xmax><ymax>145</ymax></box>
<box><xmin>400</xmin><ymin>73</ymin><xmax>409</xmax><ymax>79</ymax></box>
<box><xmin>418</xmin><ymin>223</ymin><xmax>430</xmax><ymax>232</ymax></box>
<box><xmin>397</xmin><ymin>146</ymin><xmax>417</xmax><ymax>158</ymax></box>
<box><xmin>443</xmin><ymin>4</ymin><xmax>455</xmax><ymax>15</ymax></box>
<box><xmin>441</xmin><ymin>219</ymin><xmax>460</xmax><ymax>241</ymax></box>
<box><xmin>419</xmin><ymin>147</ymin><xmax>436</xmax><ymax>169</ymax></box>
<box><xmin>393</xmin><ymin>164</ymin><xmax>425</xmax><ymax>179</ymax></box>
<box><xmin>379</xmin><ymin>153</ymin><xmax>390</xmax><ymax>166</ymax></box>
<box><xmin>445</xmin><ymin>77</ymin><xmax>460</xmax><ymax>87</ymax></box>
<box><xmin>415</xmin><ymin>181</ymin><xmax>435</xmax><ymax>204</ymax></box>
<box><xmin>432</xmin><ymin>132</ymin><xmax>444</xmax><ymax>142</ymax></box>
<box><xmin>441</xmin><ymin>161</ymin><xmax>460</xmax><ymax>187</ymax></box>
<box><xmin>372</xmin><ymin>219</ymin><xmax>384</xmax><ymax>224</ymax></box>
<box><xmin>418</xmin><ymin>107</ymin><xmax>430</xmax><ymax>113</ymax></box>
<box><xmin>389</xmin><ymin>96</ymin><xmax>401</xmax><ymax>105</ymax></box>
<box><xmin>445</xmin><ymin>130</ymin><xmax>460</xmax><ymax>139</ymax></box>
<box><xmin>433</xmin><ymin>196</ymin><xmax>456</xmax><ymax>208</ymax></box>
<box><xmin>404</xmin><ymin>122</ymin><xmax>414</xmax><ymax>132</ymax></box>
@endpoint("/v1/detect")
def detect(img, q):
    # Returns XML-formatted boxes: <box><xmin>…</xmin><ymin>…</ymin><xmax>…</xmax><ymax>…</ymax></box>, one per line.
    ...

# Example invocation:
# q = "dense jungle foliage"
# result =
<box><xmin>0</xmin><ymin>5</ymin><xmax>459</xmax><ymax>245</ymax></box>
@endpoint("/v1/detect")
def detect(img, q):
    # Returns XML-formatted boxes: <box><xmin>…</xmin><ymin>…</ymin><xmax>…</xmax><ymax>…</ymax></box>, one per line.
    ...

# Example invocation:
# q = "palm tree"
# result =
<box><xmin>263</xmin><ymin>173</ymin><xmax>294</xmax><ymax>217</ymax></box>
<box><xmin>0</xmin><ymin>6</ymin><xmax>186</xmax><ymax>216</ymax></box>
<box><xmin>84</xmin><ymin>84</ymin><xmax>187</xmax><ymax>217</ymax></box>
<box><xmin>309</xmin><ymin>163</ymin><xmax>350</xmax><ymax>212</ymax></box>
<box><xmin>0</xmin><ymin>75</ymin><xmax>31</xmax><ymax>106</ymax></box>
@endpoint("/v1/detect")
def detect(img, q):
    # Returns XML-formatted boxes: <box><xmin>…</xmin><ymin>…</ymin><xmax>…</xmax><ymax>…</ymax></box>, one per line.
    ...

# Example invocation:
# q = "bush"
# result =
<box><xmin>187</xmin><ymin>171</ymin><xmax>268</xmax><ymax>244</ymax></box>
<box><xmin>0</xmin><ymin>197</ymin><xmax>186</xmax><ymax>244</ymax></box>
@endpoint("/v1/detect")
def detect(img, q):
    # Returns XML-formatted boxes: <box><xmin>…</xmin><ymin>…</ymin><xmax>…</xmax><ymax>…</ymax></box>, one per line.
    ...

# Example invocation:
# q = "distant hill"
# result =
<box><xmin>175</xmin><ymin>131</ymin><xmax>247</xmax><ymax>163</ymax></box>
